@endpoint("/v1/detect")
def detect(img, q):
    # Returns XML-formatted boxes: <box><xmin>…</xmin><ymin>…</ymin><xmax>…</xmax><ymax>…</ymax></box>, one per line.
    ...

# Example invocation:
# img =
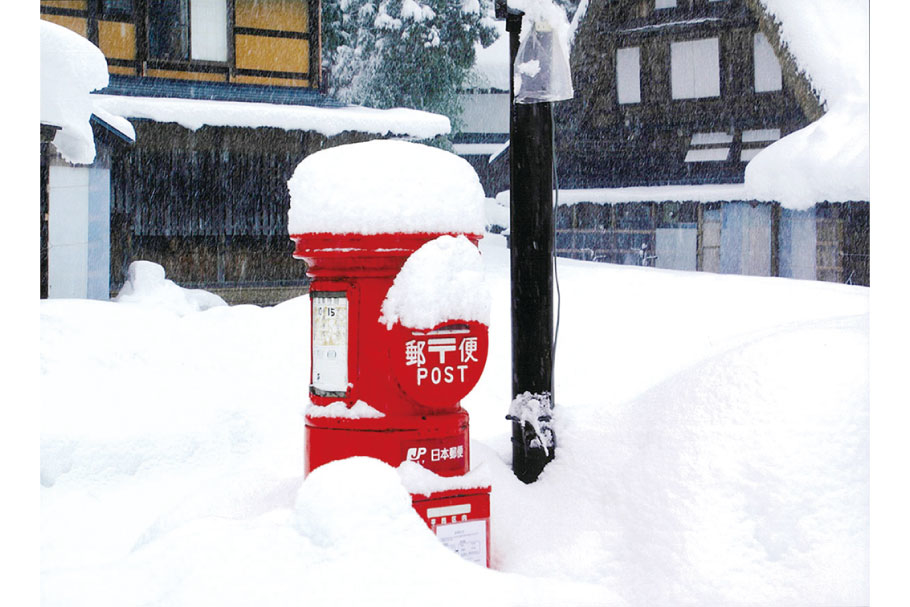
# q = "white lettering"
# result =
<box><xmin>406</xmin><ymin>447</ymin><xmax>427</xmax><ymax>462</ymax></box>
<box><xmin>459</xmin><ymin>337</ymin><xmax>479</xmax><ymax>363</ymax></box>
<box><xmin>444</xmin><ymin>367</ymin><xmax>454</xmax><ymax>383</ymax></box>
<box><xmin>405</xmin><ymin>340</ymin><xmax>426</xmax><ymax>367</ymax></box>
<box><xmin>427</xmin><ymin>338</ymin><xmax>457</xmax><ymax>364</ymax></box>
<box><xmin>457</xmin><ymin>364</ymin><xmax>468</xmax><ymax>382</ymax></box>
<box><xmin>417</xmin><ymin>367</ymin><xmax>429</xmax><ymax>386</ymax></box>
<box><xmin>431</xmin><ymin>367</ymin><xmax>442</xmax><ymax>384</ymax></box>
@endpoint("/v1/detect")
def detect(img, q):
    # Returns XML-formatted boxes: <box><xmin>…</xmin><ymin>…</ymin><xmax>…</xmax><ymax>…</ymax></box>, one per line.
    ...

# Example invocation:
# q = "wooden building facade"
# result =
<box><xmin>555</xmin><ymin>199</ymin><xmax>869</xmax><ymax>285</ymax></box>
<box><xmin>40</xmin><ymin>1</ymin><xmax>402</xmax><ymax>303</ymax></box>
<box><xmin>556</xmin><ymin>0</ymin><xmax>810</xmax><ymax>188</ymax></box>
<box><xmin>40</xmin><ymin>0</ymin><xmax>320</xmax><ymax>89</ymax></box>
<box><xmin>551</xmin><ymin>0</ymin><xmax>869</xmax><ymax>285</ymax></box>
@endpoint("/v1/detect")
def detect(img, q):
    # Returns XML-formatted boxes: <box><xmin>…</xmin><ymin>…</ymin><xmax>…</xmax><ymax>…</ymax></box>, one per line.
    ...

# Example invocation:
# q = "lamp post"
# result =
<box><xmin>499</xmin><ymin>1</ymin><xmax>557</xmax><ymax>484</ymax></box>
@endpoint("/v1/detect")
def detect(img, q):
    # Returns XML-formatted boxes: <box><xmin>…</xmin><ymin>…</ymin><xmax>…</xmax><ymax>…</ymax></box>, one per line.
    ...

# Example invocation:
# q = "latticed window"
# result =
<box><xmin>148</xmin><ymin>0</ymin><xmax>189</xmax><ymax>60</ymax></box>
<box><xmin>101</xmin><ymin>0</ymin><xmax>134</xmax><ymax>15</ymax></box>
<box><xmin>148</xmin><ymin>0</ymin><xmax>228</xmax><ymax>62</ymax></box>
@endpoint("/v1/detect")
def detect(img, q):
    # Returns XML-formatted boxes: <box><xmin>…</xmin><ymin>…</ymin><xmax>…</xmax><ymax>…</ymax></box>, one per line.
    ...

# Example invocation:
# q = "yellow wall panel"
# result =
<box><xmin>109</xmin><ymin>65</ymin><xmax>138</xmax><ymax>76</ymax></box>
<box><xmin>235</xmin><ymin>0</ymin><xmax>308</xmax><ymax>33</ymax></box>
<box><xmin>42</xmin><ymin>1</ymin><xmax>87</xmax><ymax>10</ymax></box>
<box><xmin>41</xmin><ymin>14</ymin><xmax>88</xmax><ymax>37</ymax></box>
<box><xmin>235</xmin><ymin>35</ymin><xmax>309</xmax><ymax>74</ymax></box>
<box><xmin>147</xmin><ymin>69</ymin><xmax>227</xmax><ymax>82</ymax></box>
<box><xmin>98</xmin><ymin>21</ymin><xmax>136</xmax><ymax>60</ymax></box>
<box><xmin>232</xmin><ymin>74</ymin><xmax>309</xmax><ymax>87</ymax></box>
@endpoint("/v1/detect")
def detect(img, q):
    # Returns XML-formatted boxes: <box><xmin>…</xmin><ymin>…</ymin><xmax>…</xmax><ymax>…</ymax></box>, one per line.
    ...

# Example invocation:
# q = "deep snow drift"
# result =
<box><xmin>40</xmin><ymin>236</ymin><xmax>868</xmax><ymax>606</ymax></box>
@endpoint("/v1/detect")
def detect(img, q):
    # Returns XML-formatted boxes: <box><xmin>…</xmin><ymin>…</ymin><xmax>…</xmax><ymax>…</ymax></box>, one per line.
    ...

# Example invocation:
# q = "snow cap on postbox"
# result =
<box><xmin>287</xmin><ymin>140</ymin><xmax>486</xmax><ymax>236</ymax></box>
<box><xmin>382</xmin><ymin>234</ymin><xmax>491</xmax><ymax>410</ymax></box>
<box><xmin>380</xmin><ymin>234</ymin><xmax>491</xmax><ymax>330</ymax></box>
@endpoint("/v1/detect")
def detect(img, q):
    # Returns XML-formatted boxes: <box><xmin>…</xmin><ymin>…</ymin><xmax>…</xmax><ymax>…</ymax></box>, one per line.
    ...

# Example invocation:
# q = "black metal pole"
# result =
<box><xmin>506</xmin><ymin>8</ymin><xmax>556</xmax><ymax>484</ymax></box>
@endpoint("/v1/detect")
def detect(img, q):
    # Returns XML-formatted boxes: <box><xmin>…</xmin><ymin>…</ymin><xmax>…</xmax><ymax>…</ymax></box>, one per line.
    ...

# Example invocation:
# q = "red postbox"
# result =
<box><xmin>287</xmin><ymin>140</ymin><xmax>494</xmax><ymax>566</ymax></box>
<box><xmin>291</xmin><ymin>232</ymin><xmax>488</xmax><ymax>477</ymax></box>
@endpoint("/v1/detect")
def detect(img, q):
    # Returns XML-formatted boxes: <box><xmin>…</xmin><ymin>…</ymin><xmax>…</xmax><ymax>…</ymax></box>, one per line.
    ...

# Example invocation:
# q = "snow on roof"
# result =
<box><xmin>468</xmin><ymin>20</ymin><xmax>510</xmax><ymax>91</ymax></box>
<box><xmin>287</xmin><ymin>140</ymin><xmax>487</xmax><ymax>236</ymax></box>
<box><xmin>90</xmin><ymin>105</ymin><xmax>136</xmax><ymax>142</ymax></box>
<box><xmin>757</xmin><ymin>0</ymin><xmax>868</xmax><ymax>110</ymax></box>
<box><xmin>91</xmin><ymin>93</ymin><xmax>451</xmax><ymax>140</ymax></box>
<box><xmin>744</xmin><ymin>0</ymin><xmax>869</xmax><ymax>209</ymax></box>
<box><xmin>40</xmin><ymin>20</ymin><xmax>110</xmax><ymax>164</ymax></box>
<box><xmin>497</xmin><ymin>183</ymin><xmax>751</xmax><ymax>206</ymax></box>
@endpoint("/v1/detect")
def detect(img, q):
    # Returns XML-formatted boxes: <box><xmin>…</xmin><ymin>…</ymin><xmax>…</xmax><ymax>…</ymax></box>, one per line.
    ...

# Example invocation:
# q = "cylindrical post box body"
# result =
<box><xmin>293</xmin><ymin>232</ymin><xmax>484</xmax><ymax>477</ymax></box>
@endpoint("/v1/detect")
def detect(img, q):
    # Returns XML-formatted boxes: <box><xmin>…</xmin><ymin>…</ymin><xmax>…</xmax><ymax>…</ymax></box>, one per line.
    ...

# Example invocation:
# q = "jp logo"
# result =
<box><xmin>406</xmin><ymin>447</ymin><xmax>427</xmax><ymax>462</ymax></box>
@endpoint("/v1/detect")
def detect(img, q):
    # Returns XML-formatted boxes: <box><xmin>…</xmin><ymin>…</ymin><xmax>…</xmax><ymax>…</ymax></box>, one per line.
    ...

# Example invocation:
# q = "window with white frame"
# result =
<box><xmin>655</xmin><ymin>0</ymin><xmax>677</xmax><ymax>9</ymax></box>
<box><xmin>616</xmin><ymin>47</ymin><xmax>641</xmax><ymax>104</ymax></box>
<box><xmin>148</xmin><ymin>0</ymin><xmax>228</xmax><ymax>62</ymax></box>
<box><xmin>753</xmin><ymin>32</ymin><xmax>782</xmax><ymax>92</ymax></box>
<box><xmin>670</xmin><ymin>38</ymin><xmax>720</xmax><ymax>99</ymax></box>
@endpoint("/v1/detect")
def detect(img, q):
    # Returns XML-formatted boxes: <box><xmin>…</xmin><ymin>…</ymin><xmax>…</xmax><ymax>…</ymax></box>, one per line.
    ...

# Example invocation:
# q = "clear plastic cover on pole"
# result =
<box><xmin>512</xmin><ymin>7</ymin><xmax>574</xmax><ymax>104</ymax></box>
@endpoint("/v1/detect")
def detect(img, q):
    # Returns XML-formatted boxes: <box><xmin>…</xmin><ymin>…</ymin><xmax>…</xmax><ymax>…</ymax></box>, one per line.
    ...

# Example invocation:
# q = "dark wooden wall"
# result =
<box><xmin>555</xmin><ymin>200</ymin><xmax>870</xmax><ymax>286</ymax></box>
<box><xmin>555</xmin><ymin>0</ymin><xmax>810</xmax><ymax>189</ymax></box>
<box><xmin>110</xmin><ymin>122</ymin><xmax>374</xmax><ymax>291</ymax></box>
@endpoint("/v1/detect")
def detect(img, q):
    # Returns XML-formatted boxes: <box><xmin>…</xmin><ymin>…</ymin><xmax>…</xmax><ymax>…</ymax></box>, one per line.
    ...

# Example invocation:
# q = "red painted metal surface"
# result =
<box><xmin>291</xmin><ymin>231</ymin><xmax>487</xmax><ymax>477</ymax></box>
<box><xmin>390</xmin><ymin>320</ymin><xmax>489</xmax><ymax>412</ymax></box>
<box><xmin>411</xmin><ymin>486</ymin><xmax>492</xmax><ymax>568</ymax></box>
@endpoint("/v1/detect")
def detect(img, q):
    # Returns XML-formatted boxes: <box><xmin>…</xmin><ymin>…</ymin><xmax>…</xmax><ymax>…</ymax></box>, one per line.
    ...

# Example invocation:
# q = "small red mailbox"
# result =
<box><xmin>411</xmin><ymin>487</ymin><xmax>492</xmax><ymax>568</ymax></box>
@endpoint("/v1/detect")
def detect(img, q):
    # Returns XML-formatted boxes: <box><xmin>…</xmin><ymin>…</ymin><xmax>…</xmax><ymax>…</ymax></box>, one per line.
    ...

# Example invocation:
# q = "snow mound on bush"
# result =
<box><xmin>115</xmin><ymin>261</ymin><xmax>227</xmax><ymax>315</ymax></box>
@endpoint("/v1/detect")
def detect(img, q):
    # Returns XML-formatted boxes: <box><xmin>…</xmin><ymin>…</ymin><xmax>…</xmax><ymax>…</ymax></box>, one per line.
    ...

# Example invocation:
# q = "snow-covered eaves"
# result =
<box><xmin>40</xmin><ymin>20</ymin><xmax>110</xmax><ymax>165</ymax></box>
<box><xmin>90</xmin><ymin>107</ymin><xmax>136</xmax><ymax>143</ymax></box>
<box><xmin>453</xmin><ymin>142</ymin><xmax>508</xmax><ymax>156</ymax></box>
<box><xmin>496</xmin><ymin>183</ymin><xmax>751</xmax><ymax>206</ymax></box>
<box><xmin>744</xmin><ymin>0</ymin><xmax>869</xmax><ymax>209</ymax></box>
<box><xmin>90</xmin><ymin>93</ymin><xmax>452</xmax><ymax>140</ymax></box>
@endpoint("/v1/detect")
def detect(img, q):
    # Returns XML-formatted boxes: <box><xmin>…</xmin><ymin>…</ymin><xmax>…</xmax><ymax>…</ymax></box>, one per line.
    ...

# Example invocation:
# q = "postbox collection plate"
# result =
<box><xmin>391</xmin><ymin>320</ymin><xmax>489</xmax><ymax>411</ymax></box>
<box><xmin>311</xmin><ymin>291</ymin><xmax>348</xmax><ymax>397</ymax></box>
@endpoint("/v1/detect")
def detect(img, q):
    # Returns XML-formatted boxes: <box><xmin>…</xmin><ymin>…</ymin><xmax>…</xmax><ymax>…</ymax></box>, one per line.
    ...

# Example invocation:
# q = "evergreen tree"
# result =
<box><xmin>323</xmin><ymin>0</ymin><xmax>499</xmax><ymax>129</ymax></box>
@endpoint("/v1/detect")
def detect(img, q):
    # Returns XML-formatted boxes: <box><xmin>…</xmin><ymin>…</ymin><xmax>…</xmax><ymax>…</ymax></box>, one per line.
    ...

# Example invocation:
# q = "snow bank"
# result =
<box><xmin>92</xmin><ymin>93</ymin><xmax>451</xmax><ymax>140</ymax></box>
<box><xmin>380</xmin><ymin>235</ymin><xmax>491</xmax><ymax>329</ymax></box>
<box><xmin>114</xmin><ymin>261</ymin><xmax>227</xmax><ymax>315</ymax></box>
<box><xmin>397</xmin><ymin>460</ymin><xmax>491</xmax><ymax>497</ymax></box>
<box><xmin>287</xmin><ymin>140</ymin><xmax>487</xmax><ymax>236</ymax></box>
<box><xmin>744</xmin><ymin>0</ymin><xmax>869</xmax><ymax>208</ymax></box>
<box><xmin>40</xmin><ymin>20</ymin><xmax>110</xmax><ymax>164</ymax></box>
<box><xmin>40</xmin><ymin>234</ymin><xmax>869</xmax><ymax>606</ymax></box>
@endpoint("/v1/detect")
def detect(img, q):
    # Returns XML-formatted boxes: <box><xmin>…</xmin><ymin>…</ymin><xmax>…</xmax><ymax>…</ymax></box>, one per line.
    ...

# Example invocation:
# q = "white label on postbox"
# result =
<box><xmin>312</xmin><ymin>294</ymin><xmax>348</xmax><ymax>394</ymax></box>
<box><xmin>435</xmin><ymin>519</ymin><xmax>487</xmax><ymax>567</ymax></box>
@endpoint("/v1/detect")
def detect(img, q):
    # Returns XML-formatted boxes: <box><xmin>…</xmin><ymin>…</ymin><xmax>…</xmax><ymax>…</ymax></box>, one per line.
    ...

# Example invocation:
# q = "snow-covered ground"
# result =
<box><xmin>39</xmin><ymin>233</ymin><xmax>870</xmax><ymax>606</ymax></box>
